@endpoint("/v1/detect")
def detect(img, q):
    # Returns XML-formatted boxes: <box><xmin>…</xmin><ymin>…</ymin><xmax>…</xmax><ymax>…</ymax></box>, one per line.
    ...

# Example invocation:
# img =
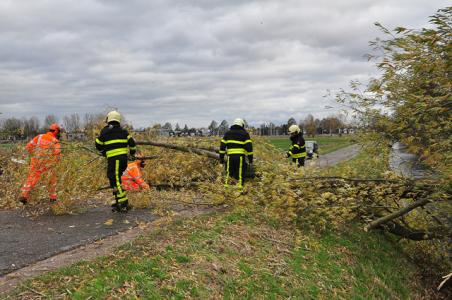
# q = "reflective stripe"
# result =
<box><xmin>37</xmin><ymin>134</ymin><xmax>43</xmax><ymax>146</ymax></box>
<box><xmin>246</xmin><ymin>152</ymin><xmax>253</xmax><ymax>155</ymax></box>
<box><xmin>222</xmin><ymin>139</ymin><xmax>252</xmax><ymax>145</ymax></box>
<box><xmin>106</xmin><ymin>148</ymin><xmax>128</xmax><ymax>157</ymax></box>
<box><xmin>115</xmin><ymin>160</ymin><xmax>128</xmax><ymax>201</ymax></box>
<box><xmin>292</xmin><ymin>153</ymin><xmax>307</xmax><ymax>158</ymax></box>
<box><xmin>104</xmin><ymin>139</ymin><xmax>128</xmax><ymax>145</ymax></box>
<box><xmin>127</xmin><ymin>135</ymin><xmax>132</xmax><ymax>140</ymax></box>
<box><xmin>226</xmin><ymin>148</ymin><xmax>247</xmax><ymax>155</ymax></box>
<box><xmin>129</xmin><ymin>146</ymin><xmax>137</xmax><ymax>150</ymax></box>
<box><xmin>225</xmin><ymin>157</ymin><xmax>230</xmax><ymax>186</ymax></box>
<box><xmin>238</xmin><ymin>156</ymin><xmax>243</xmax><ymax>187</ymax></box>
<box><xmin>95</xmin><ymin>138</ymin><xmax>104</xmax><ymax>145</ymax></box>
<box><xmin>219</xmin><ymin>150</ymin><xmax>226</xmax><ymax>154</ymax></box>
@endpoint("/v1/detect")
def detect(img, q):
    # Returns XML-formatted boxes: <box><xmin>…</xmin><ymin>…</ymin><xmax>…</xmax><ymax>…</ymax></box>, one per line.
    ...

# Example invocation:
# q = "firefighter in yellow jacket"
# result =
<box><xmin>95</xmin><ymin>111</ymin><xmax>137</xmax><ymax>212</ymax></box>
<box><xmin>287</xmin><ymin>125</ymin><xmax>307</xmax><ymax>167</ymax></box>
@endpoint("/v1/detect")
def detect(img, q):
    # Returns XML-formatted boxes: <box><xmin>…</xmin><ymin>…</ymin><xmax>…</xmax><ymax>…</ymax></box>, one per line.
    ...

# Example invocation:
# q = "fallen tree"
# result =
<box><xmin>136</xmin><ymin>141</ymin><xmax>219</xmax><ymax>160</ymax></box>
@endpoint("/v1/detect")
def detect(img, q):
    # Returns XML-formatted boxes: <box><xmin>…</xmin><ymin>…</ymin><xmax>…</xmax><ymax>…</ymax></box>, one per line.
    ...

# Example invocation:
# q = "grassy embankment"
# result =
<box><xmin>6</xmin><ymin>142</ymin><xmax>427</xmax><ymax>299</ymax></box>
<box><xmin>267</xmin><ymin>135</ymin><xmax>355</xmax><ymax>154</ymax></box>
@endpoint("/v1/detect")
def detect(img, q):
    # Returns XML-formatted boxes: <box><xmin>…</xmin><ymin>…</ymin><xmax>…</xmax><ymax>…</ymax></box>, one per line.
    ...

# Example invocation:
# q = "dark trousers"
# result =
<box><xmin>225</xmin><ymin>155</ymin><xmax>246</xmax><ymax>187</ymax></box>
<box><xmin>293</xmin><ymin>157</ymin><xmax>305</xmax><ymax>167</ymax></box>
<box><xmin>107</xmin><ymin>155</ymin><xmax>128</xmax><ymax>203</ymax></box>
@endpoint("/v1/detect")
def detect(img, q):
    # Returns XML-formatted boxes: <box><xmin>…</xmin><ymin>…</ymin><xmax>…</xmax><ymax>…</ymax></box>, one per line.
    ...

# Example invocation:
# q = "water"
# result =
<box><xmin>389</xmin><ymin>142</ymin><xmax>436</xmax><ymax>179</ymax></box>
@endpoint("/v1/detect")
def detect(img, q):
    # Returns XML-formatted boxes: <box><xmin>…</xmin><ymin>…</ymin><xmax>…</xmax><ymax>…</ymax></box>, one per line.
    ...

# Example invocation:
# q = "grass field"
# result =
<box><xmin>267</xmin><ymin>135</ymin><xmax>356</xmax><ymax>154</ymax></box>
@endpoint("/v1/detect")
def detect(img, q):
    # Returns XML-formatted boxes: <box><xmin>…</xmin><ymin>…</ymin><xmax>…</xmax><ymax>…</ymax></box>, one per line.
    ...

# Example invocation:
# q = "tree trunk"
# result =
<box><xmin>365</xmin><ymin>198</ymin><xmax>430</xmax><ymax>231</ymax></box>
<box><xmin>136</xmin><ymin>141</ymin><xmax>220</xmax><ymax>160</ymax></box>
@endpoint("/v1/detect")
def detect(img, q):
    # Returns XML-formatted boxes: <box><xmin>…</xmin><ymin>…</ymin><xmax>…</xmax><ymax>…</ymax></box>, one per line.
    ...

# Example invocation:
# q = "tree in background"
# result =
<box><xmin>208</xmin><ymin>120</ymin><xmax>218</xmax><ymax>135</ymax></box>
<box><xmin>162</xmin><ymin>122</ymin><xmax>172</xmax><ymax>131</ymax></box>
<box><xmin>83</xmin><ymin>113</ymin><xmax>105</xmax><ymax>139</ymax></box>
<box><xmin>63</xmin><ymin>113</ymin><xmax>81</xmax><ymax>133</ymax></box>
<box><xmin>304</xmin><ymin>114</ymin><xmax>317</xmax><ymax>137</ymax></box>
<box><xmin>337</xmin><ymin>6</ymin><xmax>451</xmax><ymax>169</ymax></box>
<box><xmin>218</xmin><ymin>120</ymin><xmax>229</xmax><ymax>135</ymax></box>
<box><xmin>43</xmin><ymin>114</ymin><xmax>59</xmax><ymax>129</ymax></box>
<box><xmin>22</xmin><ymin>116</ymin><xmax>40</xmax><ymax>138</ymax></box>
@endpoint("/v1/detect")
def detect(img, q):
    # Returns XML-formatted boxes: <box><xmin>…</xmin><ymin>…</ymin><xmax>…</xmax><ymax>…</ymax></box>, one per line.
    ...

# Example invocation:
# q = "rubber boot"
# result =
<box><xmin>19</xmin><ymin>196</ymin><xmax>28</xmax><ymax>205</ymax></box>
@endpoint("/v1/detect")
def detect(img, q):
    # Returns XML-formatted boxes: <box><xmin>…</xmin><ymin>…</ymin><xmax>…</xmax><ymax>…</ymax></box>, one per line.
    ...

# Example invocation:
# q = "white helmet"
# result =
<box><xmin>288</xmin><ymin>124</ymin><xmax>301</xmax><ymax>134</ymax></box>
<box><xmin>106</xmin><ymin>111</ymin><xmax>121</xmax><ymax>123</ymax></box>
<box><xmin>233</xmin><ymin>118</ymin><xmax>245</xmax><ymax>128</ymax></box>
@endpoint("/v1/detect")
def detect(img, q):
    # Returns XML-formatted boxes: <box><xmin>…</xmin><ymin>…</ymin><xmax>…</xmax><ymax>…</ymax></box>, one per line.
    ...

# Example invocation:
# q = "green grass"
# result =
<box><xmin>267</xmin><ymin>135</ymin><xmax>356</xmax><ymax>155</ymax></box>
<box><xmin>7</xmin><ymin>211</ymin><xmax>423</xmax><ymax>299</ymax></box>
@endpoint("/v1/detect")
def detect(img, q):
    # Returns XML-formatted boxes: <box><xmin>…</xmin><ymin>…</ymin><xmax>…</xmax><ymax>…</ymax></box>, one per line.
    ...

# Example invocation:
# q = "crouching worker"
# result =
<box><xmin>95</xmin><ymin>110</ymin><xmax>137</xmax><ymax>212</ymax></box>
<box><xmin>219</xmin><ymin>118</ymin><xmax>253</xmax><ymax>189</ymax></box>
<box><xmin>121</xmin><ymin>158</ymin><xmax>150</xmax><ymax>192</ymax></box>
<box><xmin>19</xmin><ymin>123</ymin><xmax>62</xmax><ymax>204</ymax></box>
<box><xmin>287</xmin><ymin>124</ymin><xmax>306</xmax><ymax>168</ymax></box>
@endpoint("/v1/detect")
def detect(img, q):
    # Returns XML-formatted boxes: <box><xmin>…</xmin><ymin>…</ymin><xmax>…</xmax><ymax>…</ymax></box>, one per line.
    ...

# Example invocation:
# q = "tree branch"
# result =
<box><xmin>365</xmin><ymin>198</ymin><xmax>430</xmax><ymax>231</ymax></box>
<box><xmin>136</xmin><ymin>141</ymin><xmax>219</xmax><ymax>160</ymax></box>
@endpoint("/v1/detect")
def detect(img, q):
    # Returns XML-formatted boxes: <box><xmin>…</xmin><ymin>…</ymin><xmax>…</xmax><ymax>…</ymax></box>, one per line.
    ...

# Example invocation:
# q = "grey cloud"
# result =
<box><xmin>0</xmin><ymin>0</ymin><xmax>449</xmax><ymax>128</ymax></box>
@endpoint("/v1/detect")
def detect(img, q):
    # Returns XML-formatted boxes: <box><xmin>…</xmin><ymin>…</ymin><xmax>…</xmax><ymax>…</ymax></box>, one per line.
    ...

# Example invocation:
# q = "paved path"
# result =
<box><xmin>0</xmin><ymin>144</ymin><xmax>361</xmax><ymax>280</ymax></box>
<box><xmin>0</xmin><ymin>206</ymin><xmax>158</xmax><ymax>276</ymax></box>
<box><xmin>307</xmin><ymin>144</ymin><xmax>361</xmax><ymax>168</ymax></box>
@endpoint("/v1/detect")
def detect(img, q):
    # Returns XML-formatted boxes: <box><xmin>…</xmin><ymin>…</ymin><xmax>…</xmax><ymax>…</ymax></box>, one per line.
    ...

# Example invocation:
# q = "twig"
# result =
<box><xmin>259</xmin><ymin>235</ymin><xmax>294</xmax><ymax>247</ymax></box>
<box><xmin>168</xmin><ymin>198</ymin><xmax>223</xmax><ymax>206</ymax></box>
<box><xmin>25</xmin><ymin>286</ymin><xmax>46</xmax><ymax>296</ymax></box>
<box><xmin>296</xmin><ymin>176</ymin><xmax>403</xmax><ymax>183</ymax></box>
<box><xmin>437</xmin><ymin>272</ymin><xmax>452</xmax><ymax>291</ymax></box>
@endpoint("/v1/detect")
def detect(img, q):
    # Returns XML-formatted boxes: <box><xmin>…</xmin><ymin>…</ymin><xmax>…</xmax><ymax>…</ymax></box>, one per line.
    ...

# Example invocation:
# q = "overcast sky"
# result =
<box><xmin>0</xmin><ymin>0</ymin><xmax>448</xmax><ymax>128</ymax></box>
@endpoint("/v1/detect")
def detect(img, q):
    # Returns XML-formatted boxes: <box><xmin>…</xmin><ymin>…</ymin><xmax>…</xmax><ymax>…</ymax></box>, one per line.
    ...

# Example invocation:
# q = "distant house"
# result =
<box><xmin>66</xmin><ymin>131</ymin><xmax>87</xmax><ymax>141</ymax></box>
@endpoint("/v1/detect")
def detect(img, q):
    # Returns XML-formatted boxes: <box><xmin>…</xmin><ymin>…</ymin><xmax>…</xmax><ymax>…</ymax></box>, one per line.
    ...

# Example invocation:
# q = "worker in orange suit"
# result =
<box><xmin>19</xmin><ymin>123</ymin><xmax>62</xmax><ymax>204</ymax></box>
<box><xmin>121</xmin><ymin>159</ymin><xmax>150</xmax><ymax>192</ymax></box>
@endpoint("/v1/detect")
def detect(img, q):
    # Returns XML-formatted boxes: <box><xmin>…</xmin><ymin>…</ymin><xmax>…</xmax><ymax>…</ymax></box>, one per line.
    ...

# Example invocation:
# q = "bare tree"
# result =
<box><xmin>304</xmin><ymin>114</ymin><xmax>316</xmax><ymax>137</ymax></box>
<box><xmin>208</xmin><ymin>120</ymin><xmax>218</xmax><ymax>135</ymax></box>
<box><xmin>43</xmin><ymin>114</ymin><xmax>59</xmax><ymax>129</ymax></box>
<box><xmin>63</xmin><ymin>113</ymin><xmax>81</xmax><ymax>132</ymax></box>
<box><xmin>218</xmin><ymin>120</ymin><xmax>229</xmax><ymax>135</ymax></box>
<box><xmin>22</xmin><ymin>116</ymin><xmax>40</xmax><ymax>138</ymax></box>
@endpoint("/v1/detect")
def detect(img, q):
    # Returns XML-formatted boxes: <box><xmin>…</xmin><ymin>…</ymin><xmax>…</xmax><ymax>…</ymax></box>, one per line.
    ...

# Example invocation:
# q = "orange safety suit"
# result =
<box><xmin>21</xmin><ymin>132</ymin><xmax>61</xmax><ymax>200</ymax></box>
<box><xmin>121</xmin><ymin>161</ymin><xmax>150</xmax><ymax>192</ymax></box>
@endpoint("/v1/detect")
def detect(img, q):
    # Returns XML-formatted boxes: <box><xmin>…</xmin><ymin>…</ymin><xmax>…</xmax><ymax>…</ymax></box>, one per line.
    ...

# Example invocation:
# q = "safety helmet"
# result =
<box><xmin>233</xmin><ymin>118</ymin><xmax>245</xmax><ymax>128</ymax></box>
<box><xmin>49</xmin><ymin>123</ymin><xmax>61</xmax><ymax>133</ymax></box>
<box><xmin>106</xmin><ymin>110</ymin><xmax>121</xmax><ymax>123</ymax></box>
<box><xmin>288</xmin><ymin>124</ymin><xmax>301</xmax><ymax>134</ymax></box>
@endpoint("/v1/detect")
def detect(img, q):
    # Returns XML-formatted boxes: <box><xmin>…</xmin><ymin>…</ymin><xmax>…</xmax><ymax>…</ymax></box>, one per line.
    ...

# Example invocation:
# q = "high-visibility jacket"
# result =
<box><xmin>121</xmin><ymin>161</ymin><xmax>150</xmax><ymax>191</ymax></box>
<box><xmin>26</xmin><ymin>132</ymin><xmax>61</xmax><ymax>163</ymax></box>
<box><xmin>287</xmin><ymin>133</ymin><xmax>306</xmax><ymax>159</ymax></box>
<box><xmin>219</xmin><ymin>125</ymin><xmax>253</xmax><ymax>162</ymax></box>
<box><xmin>95</xmin><ymin>124</ymin><xmax>136</xmax><ymax>158</ymax></box>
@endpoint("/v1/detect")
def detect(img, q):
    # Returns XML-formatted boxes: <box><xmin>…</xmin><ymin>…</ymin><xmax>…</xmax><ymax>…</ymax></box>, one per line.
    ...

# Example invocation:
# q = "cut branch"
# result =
<box><xmin>136</xmin><ymin>141</ymin><xmax>219</xmax><ymax>160</ymax></box>
<box><xmin>365</xmin><ymin>198</ymin><xmax>430</xmax><ymax>231</ymax></box>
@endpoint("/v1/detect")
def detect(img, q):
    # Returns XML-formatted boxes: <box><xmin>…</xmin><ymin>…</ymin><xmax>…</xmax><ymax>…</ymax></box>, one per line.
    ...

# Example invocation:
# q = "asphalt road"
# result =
<box><xmin>0</xmin><ymin>206</ymin><xmax>157</xmax><ymax>276</ymax></box>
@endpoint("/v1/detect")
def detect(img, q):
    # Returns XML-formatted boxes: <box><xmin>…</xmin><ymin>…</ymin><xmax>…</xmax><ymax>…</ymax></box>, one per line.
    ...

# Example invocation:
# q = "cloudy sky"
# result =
<box><xmin>0</xmin><ymin>0</ymin><xmax>448</xmax><ymax>128</ymax></box>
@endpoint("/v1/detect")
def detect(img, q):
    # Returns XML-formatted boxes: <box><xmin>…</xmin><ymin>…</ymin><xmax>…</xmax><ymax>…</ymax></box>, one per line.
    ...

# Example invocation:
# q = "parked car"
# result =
<box><xmin>305</xmin><ymin>140</ymin><xmax>319</xmax><ymax>159</ymax></box>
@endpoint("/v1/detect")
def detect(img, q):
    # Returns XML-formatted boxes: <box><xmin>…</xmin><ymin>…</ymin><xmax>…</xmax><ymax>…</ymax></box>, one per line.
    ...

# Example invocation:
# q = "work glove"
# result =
<box><xmin>286</xmin><ymin>152</ymin><xmax>291</xmax><ymax>158</ymax></box>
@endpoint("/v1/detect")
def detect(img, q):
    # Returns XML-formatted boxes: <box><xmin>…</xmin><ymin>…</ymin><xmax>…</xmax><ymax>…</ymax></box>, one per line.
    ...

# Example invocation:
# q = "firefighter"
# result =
<box><xmin>219</xmin><ymin>118</ymin><xmax>253</xmax><ymax>189</ymax></box>
<box><xmin>95</xmin><ymin>111</ymin><xmax>137</xmax><ymax>212</ymax></box>
<box><xmin>287</xmin><ymin>124</ymin><xmax>307</xmax><ymax>167</ymax></box>
<box><xmin>121</xmin><ymin>158</ymin><xmax>150</xmax><ymax>192</ymax></box>
<box><xmin>19</xmin><ymin>123</ymin><xmax>62</xmax><ymax>204</ymax></box>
